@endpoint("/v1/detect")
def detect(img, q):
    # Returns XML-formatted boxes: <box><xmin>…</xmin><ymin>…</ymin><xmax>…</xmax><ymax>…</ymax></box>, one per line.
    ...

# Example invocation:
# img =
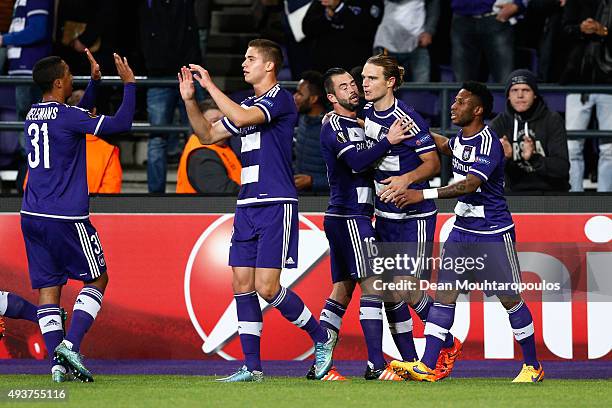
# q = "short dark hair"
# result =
<box><xmin>300</xmin><ymin>70</ymin><xmax>324</xmax><ymax>103</ymax></box>
<box><xmin>462</xmin><ymin>81</ymin><xmax>493</xmax><ymax>118</ymax></box>
<box><xmin>323</xmin><ymin>67</ymin><xmax>349</xmax><ymax>95</ymax></box>
<box><xmin>247</xmin><ymin>38</ymin><xmax>284</xmax><ymax>75</ymax></box>
<box><xmin>198</xmin><ymin>98</ymin><xmax>219</xmax><ymax>113</ymax></box>
<box><xmin>32</xmin><ymin>56</ymin><xmax>66</xmax><ymax>93</ymax></box>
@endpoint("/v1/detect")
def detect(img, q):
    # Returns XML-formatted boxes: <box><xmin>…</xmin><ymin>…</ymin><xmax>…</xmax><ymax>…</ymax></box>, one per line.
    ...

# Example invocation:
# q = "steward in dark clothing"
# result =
<box><xmin>490</xmin><ymin>69</ymin><xmax>570</xmax><ymax>192</ymax></box>
<box><xmin>302</xmin><ymin>0</ymin><xmax>383</xmax><ymax>73</ymax></box>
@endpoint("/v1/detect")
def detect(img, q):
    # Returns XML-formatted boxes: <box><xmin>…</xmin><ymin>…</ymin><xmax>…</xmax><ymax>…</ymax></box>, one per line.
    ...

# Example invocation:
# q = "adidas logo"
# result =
<box><xmin>285</xmin><ymin>257</ymin><xmax>295</xmax><ymax>265</ymax></box>
<box><xmin>44</xmin><ymin>319</ymin><xmax>60</xmax><ymax>327</ymax></box>
<box><xmin>321</xmin><ymin>312</ymin><xmax>329</xmax><ymax>317</ymax></box>
<box><xmin>76</xmin><ymin>299</ymin><xmax>85</xmax><ymax>305</ymax></box>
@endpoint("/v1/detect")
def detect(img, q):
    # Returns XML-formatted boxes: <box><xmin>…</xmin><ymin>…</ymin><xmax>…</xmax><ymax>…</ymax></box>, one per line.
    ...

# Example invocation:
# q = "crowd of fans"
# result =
<box><xmin>0</xmin><ymin>0</ymin><xmax>610</xmax><ymax>194</ymax></box>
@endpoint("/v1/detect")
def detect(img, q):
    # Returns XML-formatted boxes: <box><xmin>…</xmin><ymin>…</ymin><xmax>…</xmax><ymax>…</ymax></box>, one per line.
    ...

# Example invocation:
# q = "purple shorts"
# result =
<box><xmin>324</xmin><ymin>215</ymin><xmax>377</xmax><ymax>283</ymax></box>
<box><xmin>375</xmin><ymin>214</ymin><xmax>436</xmax><ymax>280</ymax></box>
<box><xmin>438</xmin><ymin>228</ymin><xmax>521</xmax><ymax>296</ymax></box>
<box><xmin>229</xmin><ymin>203</ymin><xmax>298</xmax><ymax>269</ymax></box>
<box><xmin>21</xmin><ymin>215</ymin><xmax>107</xmax><ymax>289</ymax></box>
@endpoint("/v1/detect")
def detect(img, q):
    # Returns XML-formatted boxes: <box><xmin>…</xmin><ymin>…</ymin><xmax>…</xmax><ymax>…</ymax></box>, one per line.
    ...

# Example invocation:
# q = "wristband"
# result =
<box><xmin>423</xmin><ymin>188</ymin><xmax>438</xmax><ymax>200</ymax></box>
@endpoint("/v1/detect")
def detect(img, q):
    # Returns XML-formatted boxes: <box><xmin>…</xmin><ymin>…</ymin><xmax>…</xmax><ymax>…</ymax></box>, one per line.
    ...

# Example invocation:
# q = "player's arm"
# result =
<box><xmin>384</xmin><ymin>173</ymin><xmax>484</xmax><ymax>209</ymax></box>
<box><xmin>80</xmin><ymin>54</ymin><xmax>136</xmax><ymax>140</ymax></box>
<box><xmin>430</xmin><ymin>130</ymin><xmax>452</xmax><ymax>156</ymax></box>
<box><xmin>178</xmin><ymin>67</ymin><xmax>231</xmax><ymax>145</ymax></box>
<box><xmin>378</xmin><ymin>150</ymin><xmax>440</xmax><ymax>202</ymax></box>
<box><xmin>78</xmin><ymin>49</ymin><xmax>102</xmax><ymax>111</ymax></box>
<box><xmin>338</xmin><ymin>118</ymin><xmax>413</xmax><ymax>172</ymax></box>
<box><xmin>189</xmin><ymin>64</ymin><xmax>266</xmax><ymax>128</ymax></box>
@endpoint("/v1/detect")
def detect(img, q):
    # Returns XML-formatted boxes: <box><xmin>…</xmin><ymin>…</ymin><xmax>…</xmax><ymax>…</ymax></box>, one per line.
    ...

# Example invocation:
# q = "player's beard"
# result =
<box><xmin>337</xmin><ymin>97</ymin><xmax>359</xmax><ymax>112</ymax></box>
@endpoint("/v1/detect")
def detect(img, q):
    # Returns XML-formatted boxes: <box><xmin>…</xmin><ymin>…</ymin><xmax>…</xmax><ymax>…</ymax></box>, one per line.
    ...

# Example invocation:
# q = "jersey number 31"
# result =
<box><xmin>28</xmin><ymin>123</ymin><xmax>50</xmax><ymax>169</ymax></box>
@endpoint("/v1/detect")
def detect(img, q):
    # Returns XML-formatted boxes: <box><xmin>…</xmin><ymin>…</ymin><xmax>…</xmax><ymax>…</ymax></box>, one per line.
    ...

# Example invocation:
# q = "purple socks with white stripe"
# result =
<box><xmin>0</xmin><ymin>291</ymin><xmax>38</xmax><ymax>322</ymax></box>
<box><xmin>268</xmin><ymin>287</ymin><xmax>328</xmax><ymax>344</ymax></box>
<box><xmin>65</xmin><ymin>286</ymin><xmax>103</xmax><ymax>352</ymax></box>
<box><xmin>319</xmin><ymin>298</ymin><xmax>346</xmax><ymax>334</ymax></box>
<box><xmin>422</xmin><ymin>302</ymin><xmax>456</xmax><ymax>369</ymax></box>
<box><xmin>508</xmin><ymin>300</ymin><xmax>539</xmax><ymax>369</ymax></box>
<box><xmin>235</xmin><ymin>291</ymin><xmax>263</xmax><ymax>372</ymax></box>
<box><xmin>411</xmin><ymin>293</ymin><xmax>454</xmax><ymax>348</ymax></box>
<box><xmin>37</xmin><ymin>304</ymin><xmax>64</xmax><ymax>368</ymax></box>
<box><xmin>385</xmin><ymin>302</ymin><xmax>418</xmax><ymax>362</ymax></box>
<box><xmin>359</xmin><ymin>296</ymin><xmax>386</xmax><ymax>370</ymax></box>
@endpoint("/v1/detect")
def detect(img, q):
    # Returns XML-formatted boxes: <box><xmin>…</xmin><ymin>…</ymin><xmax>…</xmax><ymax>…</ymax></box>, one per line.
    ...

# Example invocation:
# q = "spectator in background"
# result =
<box><xmin>490</xmin><ymin>69</ymin><xmax>570</xmax><ymax>192</ymax></box>
<box><xmin>0</xmin><ymin>0</ymin><xmax>52</xmax><ymax>130</ymax></box>
<box><xmin>293</xmin><ymin>70</ymin><xmax>329</xmax><ymax>193</ymax></box>
<box><xmin>302</xmin><ymin>0</ymin><xmax>383</xmax><ymax>73</ymax></box>
<box><xmin>561</xmin><ymin>0</ymin><xmax>612</xmax><ymax>192</ymax></box>
<box><xmin>0</xmin><ymin>0</ymin><xmax>53</xmax><ymax>191</ymax></box>
<box><xmin>176</xmin><ymin>99</ymin><xmax>241</xmax><ymax>194</ymax></box>
<box><xmin>67</xmin><ymin>90</ymin><xmax>123</xmax><ymax>193</ymax></box>
<box><xmin>374</xmin><ymin>0</ymin><xmax>440</xmax><ymax>82</ymax></box>
<box><xmin>451</xmin><ymin>0</ymin><xmax>526</xmax><ymax>82</ymax></box>
<box><xmin>139</xmin><ymin>0</ymin><xmax>201</xmax><ymax>193</ymax></box>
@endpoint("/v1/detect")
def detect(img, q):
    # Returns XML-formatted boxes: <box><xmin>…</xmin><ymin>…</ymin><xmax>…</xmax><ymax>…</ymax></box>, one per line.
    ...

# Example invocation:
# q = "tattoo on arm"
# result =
<box><xmin>437</xmin><ymin>174</ymin><xmax>482</xmax><ymax>199</ymax></box>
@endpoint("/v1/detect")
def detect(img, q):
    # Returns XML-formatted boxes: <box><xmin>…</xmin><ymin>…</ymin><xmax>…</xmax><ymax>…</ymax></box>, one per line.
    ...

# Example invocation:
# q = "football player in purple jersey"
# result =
<box><xmin>179</xmin><ymin>39</ymin><xmax>338</xmax><ymax>382</ymax></box>
<box><xmin>21</xmin><ymin>49</ymin><xmax>135</xmax><ymax>382</ymax></box>
<box><xmin>386</xmin><ymin>82</ymin><xmax>543</xmax><ymax>383</ymax></box>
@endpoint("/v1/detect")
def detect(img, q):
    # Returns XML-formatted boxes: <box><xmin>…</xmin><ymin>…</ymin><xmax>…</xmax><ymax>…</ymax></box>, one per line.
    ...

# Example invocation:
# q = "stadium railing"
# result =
<box><xmin>2</xmin><ymin>76</ymin><xmax>612</xmax><ymax>185</ymax></box>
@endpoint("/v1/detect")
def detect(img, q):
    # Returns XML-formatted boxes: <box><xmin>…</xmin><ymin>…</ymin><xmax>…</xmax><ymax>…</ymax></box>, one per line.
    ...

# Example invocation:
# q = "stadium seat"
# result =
<box><xmin>397</xmin><ymin>90</ymin><xmax>440</xmax><ymax>126</ymax></box>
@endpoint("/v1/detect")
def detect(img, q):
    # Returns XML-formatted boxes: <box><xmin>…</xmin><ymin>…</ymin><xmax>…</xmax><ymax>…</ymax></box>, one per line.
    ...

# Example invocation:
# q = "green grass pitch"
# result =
<box><xmin>0</xmin><ymin>376</ymin><xmax>610</xmax><ymax>408</ymax></box>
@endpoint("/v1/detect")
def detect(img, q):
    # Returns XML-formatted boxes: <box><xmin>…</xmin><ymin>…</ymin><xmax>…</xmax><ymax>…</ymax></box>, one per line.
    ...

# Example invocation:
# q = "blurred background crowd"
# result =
<box><xmin>0</xmin><ymin>0</ymin><xmax>610</xmax><ymax>194</ymax></box>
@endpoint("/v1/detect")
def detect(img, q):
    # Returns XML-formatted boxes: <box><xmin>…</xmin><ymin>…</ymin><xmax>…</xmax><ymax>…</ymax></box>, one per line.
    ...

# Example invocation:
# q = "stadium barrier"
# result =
<box><xmin>0</xmin><ymin>196</ymin><xmax>610</xmax><ymax>362</ymax></box>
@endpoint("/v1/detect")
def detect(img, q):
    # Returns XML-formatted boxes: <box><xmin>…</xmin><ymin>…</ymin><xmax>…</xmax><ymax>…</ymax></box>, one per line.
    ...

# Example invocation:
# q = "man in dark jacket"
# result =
<box><xmin>560</xmin><ymin>0</ymin><xmax>612</xmax><ymax>192</ymax></box>
<box><xmin>293</xmin><ymin>70</ymin><xmax>329</xmax><ymax>193</ymax></box>
<box><xmin>490</xmin><ymin>69</ymin><xmax>570</xmax><ymax>192</ymax></box>
<box><xmin>139</xmin><ymin>0</ymin><xmax>201</xmax><ymax>193</ymax></box>
<box><xmin>302</xmin><ymin>0</ymin><xmax>383</xmax><ymax>73</ymax></box>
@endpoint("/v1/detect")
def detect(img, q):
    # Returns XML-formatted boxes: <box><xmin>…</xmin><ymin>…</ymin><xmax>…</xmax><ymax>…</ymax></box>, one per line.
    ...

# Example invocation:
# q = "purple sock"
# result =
<box><xmin>385</xmin><ymin>302</ymin><xmax>418</xmax><ymax>362</ymax></box>
<box><xmin>37</xmin><ymin>304</ymin><xmax>64</xmax><ymax>368</ymax></box>
<box><xmin>359</xmin><ymin>296</ymin><xmax>386</xmax><ymax>370</ymax></box>
<box><xmin>0</xmin><ymin>291</ymin><xmax>38</xmax><ymax>322</ymax></box>
<box><xmin>422</xmin><ymin>302</ymin><xmax>456</xmax><ymax>369</ymax></box>
<box><xmin>268</xmin><ymin>287</ymin><xmax>328</xmax><ymax>344</ymax></box>
<box><xmin>235</xmin><ymin>291</ymin><xmax>263</xmax><ymax>372</ymax></box>
<box><xmin>65</xmin><ymin>286</ymin><xmax>103</xmax><ymax>352</ymax></box>
<box><xmin>507</xmin><ymin>300</ymin><xmax>539</xmax><ymax>369</ymax></box>
<box><xmin>319</xmin><ymin>298</ymin><xmax>346</xmax><ymax>334</ymax></box>
<box><xmin>412</xmin><ymin>293</ymin><xmax>454</xmax><ymax>348</ymax></box>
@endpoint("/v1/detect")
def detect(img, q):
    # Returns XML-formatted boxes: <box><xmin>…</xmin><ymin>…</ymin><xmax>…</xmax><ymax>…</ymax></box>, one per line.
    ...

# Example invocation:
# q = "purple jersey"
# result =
<box><xmin>6</xmin><ymin>0</ymin><xmax>53</xmax><ymax>75</ymax></box>
<box><xmin>448</xmin><ymin>125</ymin><xmax>514</xmax><ymax>234</ymax></box>
<box><xmin>320</xmin><ymin>113</ymin><xmax>374</xmax><ymax>217</ymax></box>
<box><xmin>363</xmin><ymin>98</ymin><xmax>437</xmax><ymax>220</ymax></box>
<box><xmin>221</xmin><ymin>84</ymin><xmax>298</xmax><ymax>207</ymax></box>
<box><xmin>21</xmin><ymin>102</ymin><xmax>109</xmax><ymax>219</ymax></box>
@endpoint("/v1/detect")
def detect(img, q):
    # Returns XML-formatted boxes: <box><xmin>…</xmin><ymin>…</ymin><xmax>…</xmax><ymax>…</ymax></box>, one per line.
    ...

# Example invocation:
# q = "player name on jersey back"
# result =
<box><xmin>449</xmin><ymin>125</ymin><xmax>514</xmax><ymax>235</ymax></box>
<box><xmin>320</xmin><ymin>113</ymin><xmax>375</xmax><ymax>217</ymax></box>
<box><xmin>363</xmin><ymin>99</ymin><xmax>437</xmax><ymax>220</ymax></box>
<box><xmin>21</xmin><ymin>102</ymin><xmax>105</xmax><ymax>220</ymax></box>
<box><xmin>221</xmin><ymin>84</ymin><xmax>298</xmax><ymax>207</ymax></box>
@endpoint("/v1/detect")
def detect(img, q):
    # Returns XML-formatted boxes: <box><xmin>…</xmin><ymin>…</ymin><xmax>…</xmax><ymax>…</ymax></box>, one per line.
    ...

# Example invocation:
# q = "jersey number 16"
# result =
<box><xmin>28</xmin><ymin>123</ymin><xmax>50</xmax><ymax>169</ymax></box>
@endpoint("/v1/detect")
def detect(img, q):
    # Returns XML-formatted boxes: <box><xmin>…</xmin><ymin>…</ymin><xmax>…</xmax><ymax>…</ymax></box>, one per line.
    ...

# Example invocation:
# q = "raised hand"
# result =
<box><xmin>178</xmin><ymin>66</ymin><xmax>196</xmax><ymax>101</ymax></box>
<box><xmin>113</xmin><ymin>53</ymin><xmax>135</xmax><ymax>84</ymax></box>
<box><xmin>387</xmin><ymin>116</ymin><xmax>417</xmax><ymax>145</ymax></box>
<box><xmin>85</xmin><ymin>48</ymin><xmax>101</xmax><ymax>81</ymax></box>
<box><xmin>188</xmin><ymin>64</ymin><xmax>214</xmax><ymax>89</ymax></box>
